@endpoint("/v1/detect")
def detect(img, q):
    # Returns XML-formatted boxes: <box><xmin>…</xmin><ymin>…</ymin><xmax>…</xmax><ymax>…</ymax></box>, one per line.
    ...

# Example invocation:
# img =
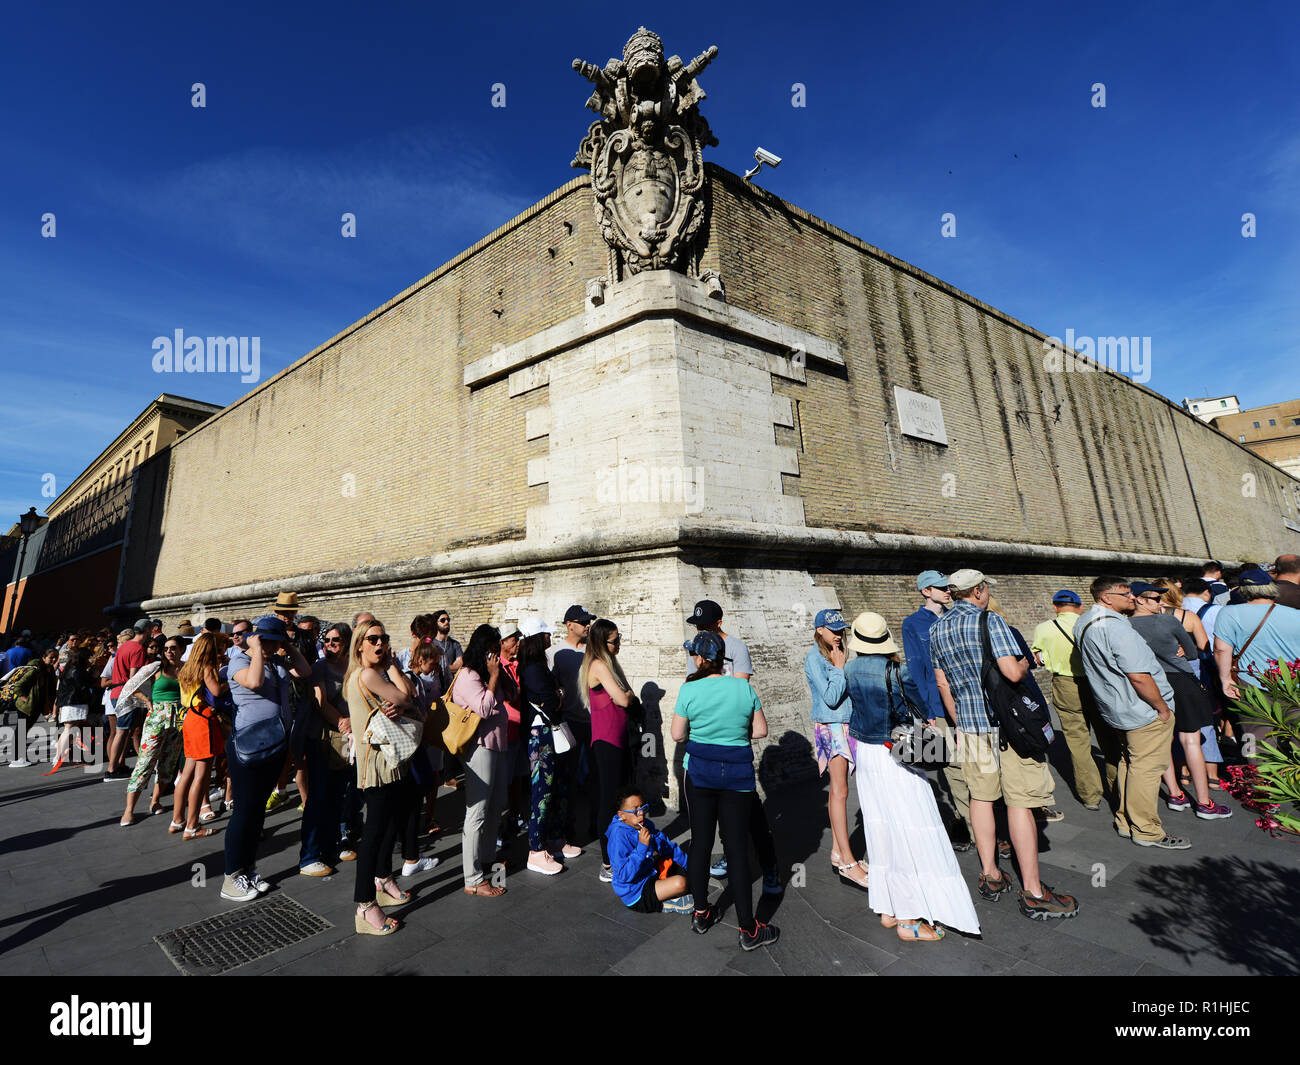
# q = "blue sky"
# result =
<box><xmin>2</xmin><ymin>0</ymin><xmax>1296</xmax><ymax>520</ymax></box>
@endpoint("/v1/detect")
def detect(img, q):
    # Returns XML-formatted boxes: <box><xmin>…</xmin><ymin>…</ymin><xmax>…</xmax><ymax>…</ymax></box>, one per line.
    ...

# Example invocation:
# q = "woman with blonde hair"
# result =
<box><xmin>844</xmin><ymin>611</ymin><xmax>979</xmax><ymax>942</ymax></box>
<box><xmin>345</xmin><ymin>618</ymin><xmax>421</xmax><ymax>934</ymax></box>
<box><xmin>174</xmin><ymin>631</ymin><xmax>230</xmax><ymax>839</ymax></box>
<box><xmin>804</xmin><ymin>609</ymin><xmax>866</xmax><ymax>890</ymax></box>
<box><xmin>580</xmin><ymin>617</ymin><xmax>640</xmax><ymax>879</ymax></box>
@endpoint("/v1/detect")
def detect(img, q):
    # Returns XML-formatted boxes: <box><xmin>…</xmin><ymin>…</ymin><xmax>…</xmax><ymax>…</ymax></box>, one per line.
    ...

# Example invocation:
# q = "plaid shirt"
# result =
<box><xmin>929</xmin><ymin>600</ymin><xmax>1022</xmax><ymax>734</ymax></box>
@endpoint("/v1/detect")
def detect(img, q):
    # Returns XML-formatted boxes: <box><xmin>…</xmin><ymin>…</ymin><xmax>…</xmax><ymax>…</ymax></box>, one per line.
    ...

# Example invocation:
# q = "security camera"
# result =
<box><xmin>743</xmin><ymin>147</ymin><xmax>783</xmax><ymax>182</ymax></box>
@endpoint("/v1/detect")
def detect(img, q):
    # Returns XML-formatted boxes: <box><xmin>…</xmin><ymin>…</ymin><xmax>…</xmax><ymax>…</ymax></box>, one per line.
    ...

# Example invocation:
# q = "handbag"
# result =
<box><xmin>885</xmin><ymin>660</ymin><xmax>949</xmax><ymax>769</ymax></box>
<box><xmin>233</xmin><ymin>712</ymin><xmax>288</xmax><ymax>765</ymax></box>
<box><xmin>530</xmin><ymin>707</ymin><xmax>576</xmax><ymax>754</ymax></box>
<box><xmin>360</xmin><ymin>678</ymin><xmax>422</xmax><ymax>773</ymax></box>
<box><xmin>426</xmin><ymin>669</ymin><xmax>481</xmax><ymax>757</ymax></box>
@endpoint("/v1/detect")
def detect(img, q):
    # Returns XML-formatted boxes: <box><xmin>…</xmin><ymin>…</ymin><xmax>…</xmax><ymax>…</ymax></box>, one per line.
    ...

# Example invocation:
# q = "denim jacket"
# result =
<box><xmin>845</xmin><ymin>655</ymin><xmax>926</xmax><ymax>745</ymax></box>
<box><xmin>805</xmin><ymin>647</ymin><xmax>850</xmax><ymax>724</ymax></box>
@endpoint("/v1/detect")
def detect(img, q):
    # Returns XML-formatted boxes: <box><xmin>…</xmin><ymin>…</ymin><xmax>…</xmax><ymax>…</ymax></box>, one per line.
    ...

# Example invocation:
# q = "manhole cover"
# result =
<box><xmin>154</xmin><ymin>894</ymin><xmax>333</xmax><ymax>975</ymax></box>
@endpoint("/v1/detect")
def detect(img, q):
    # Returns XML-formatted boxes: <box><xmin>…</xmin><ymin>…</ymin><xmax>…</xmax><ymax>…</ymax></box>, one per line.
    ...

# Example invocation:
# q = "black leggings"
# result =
<box><xmin>224</xmin><ymin>742</ymin><xmax>282</xmax><ymax>877</ymax></box>
<box><xmin>685</xmin><ymin>775</ymin><xmax>756</xmax><ymax>932</ymax></box>
<box><xmin>592</xmin><ymin>740</ymin><xmax>628</xmax><ymax>864</ymax></box>
<box><xmin>354</xmin><ymin>781</ymin><xmax>414</xmax><ymax>903</ymax></box>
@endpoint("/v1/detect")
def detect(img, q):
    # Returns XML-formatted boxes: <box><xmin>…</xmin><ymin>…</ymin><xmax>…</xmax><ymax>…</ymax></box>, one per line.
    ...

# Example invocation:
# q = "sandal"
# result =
<box><xmin>199</xmin><ymin>804</ymin><xmax>218</xmax><ymax>822</ymax></box>
<box><xmin>183</xmin><ymin>826</ymin><xmax>215</xmax><ymax>840</ymax></box>
<box><xmin>880</xmin><ymin>914</ymin><xmax>899</xmax><ymax>928</ymax></box>
<box><xmin>462</xmin><ymin>881</ymin><xmax>507</xmax><ymax>898</ymax></box>
<box><xmin>167</xmin><ymin>820</ymin><xmax>185</xmax><ymax>834</ymax></box>
<box><xmin>423</xmin><ymin>821</ymin><xmax>441</xmax><ymax>837</ymax></box>
<box><xmin>355</xmin><ymin>901</ymin><xmax>399</xmax><ymax>936</ymax></box>
<box><xmin>374</xmin><ymin>877</ymin><xmax>411</xmax><ymax>907</ymax></box>
<box><xmin>898</xmin><ymin>920</ymin><xmax>945</xmax><ymax>942</ymax></box>
<box><xmin>149</xmin><ymin>801</ymin><xmax>164</xmax><ymax>816</ymax></box>
<box><xmin>836</xmin><ymin>862</ymin><xmax>869</xmax><ymax>891</ymax></box>
<box><xmin>830</xmin><ymin>850</ymin><xmax>870</xmax><ymax>874</ymax></box>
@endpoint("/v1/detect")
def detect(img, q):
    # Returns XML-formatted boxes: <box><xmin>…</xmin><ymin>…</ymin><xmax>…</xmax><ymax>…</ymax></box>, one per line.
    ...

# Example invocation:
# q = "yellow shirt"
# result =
<box><xmin>1031</xmin><ymin>612</ymin><xmax>1085</xmax><ymax>677</ymax></box>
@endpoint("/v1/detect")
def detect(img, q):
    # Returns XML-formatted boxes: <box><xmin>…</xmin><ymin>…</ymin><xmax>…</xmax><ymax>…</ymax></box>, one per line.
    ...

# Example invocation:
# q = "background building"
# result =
<box><xmin>1208</xmin><ymin>400</ymin><xmax>1300</xmax><ymax>480</ymax></box>
<box><xmin>1</xmin><ymin>394</ymin><xmax>221</xmax><ymax>635</ymax></box>
<box><xmin>1183</xmin><ymin>395</ymin><xmax>1240</xmax><ymax>422</ymax></box>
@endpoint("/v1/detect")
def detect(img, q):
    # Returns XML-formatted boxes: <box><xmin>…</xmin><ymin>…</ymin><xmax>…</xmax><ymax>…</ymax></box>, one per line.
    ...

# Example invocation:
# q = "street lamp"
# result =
<box><xmin>5</xmin><ymin>507</ymin><xmax>40</xmax><ymax>635</ymax></box>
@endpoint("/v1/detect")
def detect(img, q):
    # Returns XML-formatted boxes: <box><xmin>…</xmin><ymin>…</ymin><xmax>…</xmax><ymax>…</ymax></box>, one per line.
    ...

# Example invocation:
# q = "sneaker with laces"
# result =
<box><xmin>1194</xmin><ymin>800</ymin><xmax>1232</xmax><ymax>820</ymax></box>
<box><xmin>662</xmin><ymin>894</ymin><xmax>694</xmax><ymax>914</ymax></box>
<box><xmin>265</xmin><ymin>790</ymin><xmax>289</xmax><ymax>813</ymax></box>
<box><xmin>527</xmin><ymin>852</ymin><xmax>564</xmax><ymax>875</ymax></box>
<box><xmin>299</xmin><ymin>862</ymin><xmax>334</xmax><ymax>877</ymax></box>
<box><xmin>220</xmin><ymin>874</ymin><xmax>258</xmax><ymax>902</ymax></box>
<box><xmin>739</xmin><ymin>922</ymin><xmax>780</xmax><ymax>951</ymax></box>
<box><xmin>339</xmin><ymin>849</ymin><xmax>357</xmax><ymax>862</ymax></box>
<box><xmin>1017</xmin><ymin>884</ymin><xmax>1079</xmax><ymax>921</ymax></box>
<box><xmin>709</xmin><ymin>857</ymin><xmax>728</xmax><ymax>879</ymax></box>
<box><xmin>1035</xmin><ymin>807</ymin><xmax>1065</xmax><ymax>823</ymax></box>
<box><xmin>1133</xmin><ymin>834</ymin><xmax>1191</xmax><ymax>850</ymax></box>
<box><xmin>977</xmin><ymin>871</ymin><xmax>1013</xmax><ymax>900</ymax></box>
<box><xmin>247</xmin><ymin>870</ymin><xmax>272</xmax><ymax>893</ymax></box>
<box><xmin>691</xmin><ymin>906</ymin><xmax>718</xmax><ymax>934</ymax></box>
<box><xmin>402</xmin><ymin>857</ymin><xmax>440</xmax><ymax>876</ymax></box>
<box><xmin>1164</xmin><ymin>791</ymin><xmax>1192</xmax><ymax>811</ymax></box>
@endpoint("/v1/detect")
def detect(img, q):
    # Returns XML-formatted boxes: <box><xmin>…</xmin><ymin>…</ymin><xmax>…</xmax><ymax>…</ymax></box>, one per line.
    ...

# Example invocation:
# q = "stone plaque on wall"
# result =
<box><xmin>894</xmin><ymin>386</ymin><xmax>948</xmax><ymax>446</ymax></box>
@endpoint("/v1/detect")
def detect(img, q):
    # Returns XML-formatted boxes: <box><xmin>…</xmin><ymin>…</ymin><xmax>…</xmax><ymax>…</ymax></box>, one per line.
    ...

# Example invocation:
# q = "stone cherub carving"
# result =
<box><xmin>572</xmin><ymin>28</ymin><xmax>718</xmax><ymax>281</ymax></box>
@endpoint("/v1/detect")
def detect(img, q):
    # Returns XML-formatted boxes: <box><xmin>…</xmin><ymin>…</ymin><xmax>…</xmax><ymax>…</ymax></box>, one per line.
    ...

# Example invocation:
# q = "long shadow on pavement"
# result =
<box><xmin>1129</xmin><ymin>854</ymin><xmax>1300</xmax><ymax>975</ymax></box>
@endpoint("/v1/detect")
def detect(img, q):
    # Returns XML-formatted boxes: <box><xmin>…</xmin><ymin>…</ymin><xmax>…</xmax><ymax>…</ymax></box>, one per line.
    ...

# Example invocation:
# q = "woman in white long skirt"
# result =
<box><xmin>844</xmin><ymin>611</ymin><xmax>980</xmax><ymax>942</ymax></box>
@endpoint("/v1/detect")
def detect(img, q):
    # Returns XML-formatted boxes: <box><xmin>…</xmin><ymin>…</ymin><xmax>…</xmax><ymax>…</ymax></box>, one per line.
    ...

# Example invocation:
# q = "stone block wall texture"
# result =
<box><xmin>114</xmin><ymin>163</ymin><xmax>1300</xmax><ymax>799</ymax></box>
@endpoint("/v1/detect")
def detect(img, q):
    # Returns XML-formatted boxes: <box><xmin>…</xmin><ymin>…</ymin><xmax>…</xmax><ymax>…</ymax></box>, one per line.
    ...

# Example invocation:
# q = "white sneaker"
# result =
<box><xmin>527</xmin><ymin>851</ymin><xmax>564</xmax><ymax>875</ymax></box>
<box><xmin>8</xmin><ymin>759</ymin><xmax>34</xmax><ymax>768</ymax></box>
<box><xmin>247</xmin><ymin>870</ymin><xmax>272</xmax><ymax>894</ymax></box>
<box><xmin>402</xmin><ymin>857</ymin><xmax>440</xmax><ymax>876</ymax></box>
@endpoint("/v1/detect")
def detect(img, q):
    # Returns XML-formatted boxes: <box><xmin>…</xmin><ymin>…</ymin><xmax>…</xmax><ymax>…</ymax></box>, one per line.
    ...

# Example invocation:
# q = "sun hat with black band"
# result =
<box><xmin>846</xmin><ymin>612</ymin><xmax>899</xmax><ymax>656</ymax></box>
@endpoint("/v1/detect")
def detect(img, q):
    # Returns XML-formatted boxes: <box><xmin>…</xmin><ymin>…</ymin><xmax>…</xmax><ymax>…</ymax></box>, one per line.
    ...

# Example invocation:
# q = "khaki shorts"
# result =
<box><xmin>956</xmin><ymin>731</ymin><xmax>1055</xmax><ymax>809</ymax></box>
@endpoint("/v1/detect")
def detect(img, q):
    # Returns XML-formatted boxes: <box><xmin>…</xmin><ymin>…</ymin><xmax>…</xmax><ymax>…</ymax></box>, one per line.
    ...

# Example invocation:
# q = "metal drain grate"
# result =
<box><xmin>154</xmin><ymin>894</ymin><xmax>333</xmax><ymax>975</ymax></box>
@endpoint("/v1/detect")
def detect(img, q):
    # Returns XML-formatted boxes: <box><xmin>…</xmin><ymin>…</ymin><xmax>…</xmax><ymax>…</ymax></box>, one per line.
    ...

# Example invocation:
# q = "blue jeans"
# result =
<box><xmin>299</xmin><ymin>739</ymin><xmax>349</xmax><ymax>868</ymax></box>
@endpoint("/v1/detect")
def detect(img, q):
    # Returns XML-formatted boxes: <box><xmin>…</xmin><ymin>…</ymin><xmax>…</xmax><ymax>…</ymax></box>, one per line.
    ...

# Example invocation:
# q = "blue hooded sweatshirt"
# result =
<box><xmin>605</xmin><ymin>814</ymin><xmax>689</xmax><ymax>907</ymax></box>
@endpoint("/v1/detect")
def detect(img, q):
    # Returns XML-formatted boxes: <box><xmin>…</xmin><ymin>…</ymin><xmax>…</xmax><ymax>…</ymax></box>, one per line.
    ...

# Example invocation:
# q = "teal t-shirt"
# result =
<box><xmin>675</xmin><ymin>675</ymin><xmax>760</xmax><ymax>780</ymax></box>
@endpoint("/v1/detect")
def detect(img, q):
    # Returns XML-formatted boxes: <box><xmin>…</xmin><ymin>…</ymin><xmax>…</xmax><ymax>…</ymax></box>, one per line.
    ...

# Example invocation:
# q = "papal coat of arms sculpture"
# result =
<box><xmin>572</xmin><ymin>28</ymin><xmax>719</xmax><ymax>284</ymax></box>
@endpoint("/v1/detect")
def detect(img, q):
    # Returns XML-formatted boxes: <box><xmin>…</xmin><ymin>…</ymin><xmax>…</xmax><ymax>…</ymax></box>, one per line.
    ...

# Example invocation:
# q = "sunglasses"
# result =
<box><xmin>322</xmin><ymin>637</ymin><xmax>343</xmax><ymax>645</ymax></box>
<box><xmin>619</xmin><ymin>804</ymin><xmax>650</xmax><ymax>815</ymax></box>
<box><xmin>363</xmin><ymin>633</ymin><xmax>390</xmax><ymax>646</ymax></box>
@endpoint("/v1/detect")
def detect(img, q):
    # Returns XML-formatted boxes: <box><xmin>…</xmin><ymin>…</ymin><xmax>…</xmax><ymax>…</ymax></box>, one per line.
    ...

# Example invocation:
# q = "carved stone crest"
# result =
<box><xmin>572</xmin><ymin>28</ymin><xmax>718</xmax><ymax>281</ymax></box>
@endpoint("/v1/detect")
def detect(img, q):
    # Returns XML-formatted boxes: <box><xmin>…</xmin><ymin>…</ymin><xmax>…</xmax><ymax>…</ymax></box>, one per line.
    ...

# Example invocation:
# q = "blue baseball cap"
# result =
<box><xmin>917</xmin><ymin>570</ymin><xmax>949</xmax><ymax>591</ymax></box>
<box><xmin>814</xmin><ymin>609</ymin><xmax>848</xmax><ymax>631</ymax></box>
<box><xmin>1052</xmin><ymin>589</ymin><xmax>1081</xmax><ymax>605</ymax></box>
<box><xmin>1128</xmin><ymin>581</ymin><xmax>1161</xmax><ymax>597</ymax></box>
<box><xmin>683</xmin><ymin>631</ymin><xmax>726</xmax><ymax>661</ymax></box>
<box><xmin>252</xmin><ymin>615</ymin><xmax>289</xmax><ymax>642</ymax></box>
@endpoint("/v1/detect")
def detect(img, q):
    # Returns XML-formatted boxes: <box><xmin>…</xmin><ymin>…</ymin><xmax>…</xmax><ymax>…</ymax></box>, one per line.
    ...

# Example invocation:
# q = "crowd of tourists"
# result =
<box><xmin>2</xmin><ymin>554</ymin><xmax>1298</xmax><ymax>951</ymax></box>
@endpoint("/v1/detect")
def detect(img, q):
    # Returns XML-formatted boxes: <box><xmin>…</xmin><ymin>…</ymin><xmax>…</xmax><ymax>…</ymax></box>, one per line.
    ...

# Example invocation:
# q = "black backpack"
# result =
<box><xmin>979</xmin><ymin>611</ymin><xmax>1054</xmax><ymax>762</ymax></box>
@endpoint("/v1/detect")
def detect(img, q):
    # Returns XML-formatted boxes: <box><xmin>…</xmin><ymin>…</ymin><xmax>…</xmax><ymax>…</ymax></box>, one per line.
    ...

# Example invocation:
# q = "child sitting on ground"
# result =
<box><xmin>605</xmin><ymin>789</ymin><xmax>693</xmax><ymax>914</ymax></box>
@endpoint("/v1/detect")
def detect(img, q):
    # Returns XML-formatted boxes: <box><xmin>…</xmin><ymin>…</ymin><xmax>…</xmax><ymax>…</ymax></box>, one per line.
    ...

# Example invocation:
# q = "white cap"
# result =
<box><xmin>518</xmin><ymin>616</ymin><xmax>554</xmax><ymax>639</ymax></box>
<box><xmin>948</xmin><ymin>568</ymin><xmax>996</xmax><ymax>592</ymax></box>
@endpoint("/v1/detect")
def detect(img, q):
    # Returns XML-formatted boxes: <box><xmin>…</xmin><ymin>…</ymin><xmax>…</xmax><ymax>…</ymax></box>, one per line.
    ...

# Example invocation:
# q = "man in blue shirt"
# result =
<box><xmin>901</xmin><ymin>570</ymin><xmax>972</xmax><ymax>849</ymax></box>
<box><xmin>5</xmin><ymin>635</ymin><xmax>34</xmax><ymax>673</ymax></box>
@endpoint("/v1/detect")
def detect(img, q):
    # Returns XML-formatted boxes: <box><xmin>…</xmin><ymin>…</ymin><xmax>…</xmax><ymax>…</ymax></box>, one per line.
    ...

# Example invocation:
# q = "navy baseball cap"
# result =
<box><xmin>814</xmin><ymin>609</ymin><xmax>848</xmax><ymax>631</ymax></box>
<box><xmin>686</xmin><ymin>600</ymin><xmax>723</xmax><ymax>627</ymax></box>
<box><xmin>564</xmin><ymin>605</ymin><xmax>595</xmax><ymax>624</ymax></box>
<box><xmin>1052</xmin><ymin>589</ymin><xmax>1082</xmax><ymax>605</ymax></box>
<box><xmin>684</xmin><ymin>631</ymin><xmax>725</xmax><ymax>661</ymax></box>
<box><xmin>1129</xmin><ymin>581</ymin><xmax>1161</xmax><ymax>597</ymax></box>
<box><xmin>1238</xmin><ymin>568</ymin><xmax>1273</xmax><ymax>587</ymax></box>
<box><xmin>252</xmin><ymin>615</ymin><xmax>289</xmax><ymax>642</ymax></box>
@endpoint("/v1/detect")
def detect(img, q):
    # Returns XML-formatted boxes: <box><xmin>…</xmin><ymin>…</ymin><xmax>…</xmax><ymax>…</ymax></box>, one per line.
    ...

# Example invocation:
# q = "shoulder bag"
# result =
<box><xmin>885</xmin><ymin>659</ymin><xmax>949</xmax><ymax>768</ymax></box>
<box><xmin>427</xmin><ymin>669</ymin><xmax>481</xmax><ymax>757</ymax></box>
<box><xmin>359</xmin><ymin>676</ymin><xmax>423</xmax><ymax>775</ymax></box>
